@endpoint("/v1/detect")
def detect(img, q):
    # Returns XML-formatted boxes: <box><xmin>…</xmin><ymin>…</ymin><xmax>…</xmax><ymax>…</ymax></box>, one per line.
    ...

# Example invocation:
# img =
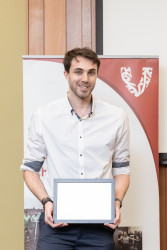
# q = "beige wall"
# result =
<box><xmin>0</xmin><ymin>1</ymin><xmax>25</xmax><ymax>249</ymax></box>
<box><xmin>103</xmin><ymin>0</ymin><xmax>167</xmax><ymax>153</ymax></box>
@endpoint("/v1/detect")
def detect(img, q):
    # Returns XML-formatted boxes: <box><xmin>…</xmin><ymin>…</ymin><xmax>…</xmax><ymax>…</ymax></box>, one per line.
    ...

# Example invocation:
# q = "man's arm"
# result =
<box><xmin>105</xmin><ymin>109</ymin><xmax>130</xmax><ymax>229</ymax></box>
<box><xmin>23</xmin><ymin>170</ymin><xmax>68</xmax><ymax>228</ymax></box>
<box><xmin>104</xmin><ymin>174</ymin><xmax>130</xmax><ymax>229</ymax></box>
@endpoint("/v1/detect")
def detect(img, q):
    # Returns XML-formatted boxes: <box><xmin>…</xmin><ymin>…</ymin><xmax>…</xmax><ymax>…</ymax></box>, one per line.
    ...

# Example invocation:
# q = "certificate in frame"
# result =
<box><xmin>53</xmin><ymin>179</ymin><xmax>115</xmax><ymax>224</ymax></box>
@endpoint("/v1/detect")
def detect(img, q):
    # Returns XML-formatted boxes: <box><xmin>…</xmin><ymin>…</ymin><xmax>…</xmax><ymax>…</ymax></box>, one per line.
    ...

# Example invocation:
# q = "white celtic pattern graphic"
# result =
<box><xmin>121</xmin><ymin>67</ymin><xmax>153</xmax><ymax>97</ymax></box>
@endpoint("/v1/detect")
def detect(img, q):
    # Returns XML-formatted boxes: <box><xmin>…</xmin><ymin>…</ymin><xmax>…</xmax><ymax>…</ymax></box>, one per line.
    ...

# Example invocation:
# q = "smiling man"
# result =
<box><xmin>21</xmin><ymin>47</ymin><xmax>130</xmax><ymax>250</ymax></box>
<box><xmin>65</xmin><ymin>56</ymin><xmax>97</xmax><ymax>99</ymax></box>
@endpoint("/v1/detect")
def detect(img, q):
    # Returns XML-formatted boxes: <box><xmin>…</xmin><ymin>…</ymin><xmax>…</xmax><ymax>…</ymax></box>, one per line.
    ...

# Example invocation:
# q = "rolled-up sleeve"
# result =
<box><xmin>20</xmin><ymin>110</ymin><xmax>47</xmax><ymax>173</ymax></box>
<box><xmin>112</xmin><ymin>109</ymin><xmax>130</xmax><ymax>176</ymax></box>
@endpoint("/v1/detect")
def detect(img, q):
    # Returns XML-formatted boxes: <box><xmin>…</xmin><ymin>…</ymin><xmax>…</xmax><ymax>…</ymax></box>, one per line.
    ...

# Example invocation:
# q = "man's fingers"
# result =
<box><xmin>104</xmin><ymin>206</ymin><xmax>121</xmax><ymax>229</ymax></box>
<box><xmin>54</xmin><ymin>223</ymin><xmax>69</xmax><ymax>228</ymax></box>
<box><xmin>44</xmin><ymin>202</ymin><xmax>69</xmax><ymax>228</ymax></box>
<box><xmin>45</xmin><ymin>216</ymin><xmax>69</xmax><ymax>228</ymax></box>
<box><xmin>114</xmin><ymin>206</ymin><xmax>121</xmax><ymax>224</ymax></box>
<box><xmin>49</xmin><ymin>222</ymin><xmax>69</xmax><ymax>228</ymax></box>
<box><xmin>45</xmin><ymin>215</ymin><xmax>53</xmax><ymax>226</ymax></box>
<box><xmin>104</xmin><ymin>223</ymin><xmax>117</xmax><ymax>229</ymax></box>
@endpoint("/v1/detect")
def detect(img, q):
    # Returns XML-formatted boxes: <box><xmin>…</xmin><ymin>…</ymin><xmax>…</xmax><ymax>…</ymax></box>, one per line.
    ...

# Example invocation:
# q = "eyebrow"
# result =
<box><xmin>74</xmin><ymin>68</ymin><xmax>84</xmax><ymax>71</ymax></box>
<box><xmin>74</xmin><ymin>68</ymin><xmax>97</xmax><ymax>72</ymax></box>
<box><xmin>88</xmin><ymin>69</ymin><xmax>96</xmax><ymax>72</ymax></box>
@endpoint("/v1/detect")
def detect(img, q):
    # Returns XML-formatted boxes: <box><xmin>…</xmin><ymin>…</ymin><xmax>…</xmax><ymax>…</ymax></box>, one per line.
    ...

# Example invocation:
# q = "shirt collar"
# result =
<box><xmin>65</xmin><ymin>94</ymin><xmax>95</xmax><ymax>120</ymax></box>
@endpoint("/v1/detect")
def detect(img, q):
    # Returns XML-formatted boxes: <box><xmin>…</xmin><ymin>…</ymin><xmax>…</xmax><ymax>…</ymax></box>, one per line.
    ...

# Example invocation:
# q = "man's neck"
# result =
<box><xmin>67</xmin><ymin>93</ymin><xmax>92</xmax><ymax>118</ymax></box>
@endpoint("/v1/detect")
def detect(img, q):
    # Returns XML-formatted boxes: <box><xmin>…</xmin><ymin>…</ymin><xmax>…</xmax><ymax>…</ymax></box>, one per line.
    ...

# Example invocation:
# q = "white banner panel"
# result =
<box><xmin>23</xmin><ymin>56</ymin><xmax>159</xmax><ymax>250</ymax></box>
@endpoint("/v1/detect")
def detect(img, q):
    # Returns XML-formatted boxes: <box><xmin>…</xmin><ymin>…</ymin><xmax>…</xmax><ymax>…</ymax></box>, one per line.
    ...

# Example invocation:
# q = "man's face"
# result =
<box><xmin>124</xmin><ymin>232</ymin><xmax>127</xmax><ymax>237</ymax></box>
<box><xmin>64</xmin><ymin>56</ymin><xmax>98</xmax><ymax>100</ymax></box>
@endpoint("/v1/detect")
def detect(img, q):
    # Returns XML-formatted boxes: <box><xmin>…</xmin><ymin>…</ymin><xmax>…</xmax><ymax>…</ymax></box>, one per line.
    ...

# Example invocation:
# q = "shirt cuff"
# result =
<box><xmin>20</xmin><ymin>160</ymin><xmax>44</xmax><ymax>172</ymax></box>
<box><xmin>20</xmin><ymin>164</ymin><xmax>36</xmax><ymax>172</ymax></box>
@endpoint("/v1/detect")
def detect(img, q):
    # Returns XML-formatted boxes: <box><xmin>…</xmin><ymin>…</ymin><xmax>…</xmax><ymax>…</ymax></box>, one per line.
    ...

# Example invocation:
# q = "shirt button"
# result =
<box><xmin>80</xmin><ymin>136</ymin><xmax>82</xmax><ymax>138</ymax></box>
<box><xmin>81</xmin><ymin>173</ymin><xmax>83</xmax><ymax>175</ymax></box>
<box><xmin>80</xmin><ymin>154</ymin><xmax>82</xmax><ymax>157</ymax></box>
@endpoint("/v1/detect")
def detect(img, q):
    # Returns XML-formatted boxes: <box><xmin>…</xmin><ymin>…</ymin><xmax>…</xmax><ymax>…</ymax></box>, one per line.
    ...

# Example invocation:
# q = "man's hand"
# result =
<box><xmin>44</xmin><ymin>202</ymin><xmax>69</xmax><ymax>228</ymax></box>
<box><xmin>104</xmin><ymin>174</ymin><xmax>130</xmax><ymax>229</ymax></box>
<box><xmin>23</xmin><ymin>171</ymin><xmax>69</xmax><ymax>228</ymax></box>
<box><xmin>104</xmin><ymin>204</ymin><xmax>121</xmax><ymax>229</ymax></box>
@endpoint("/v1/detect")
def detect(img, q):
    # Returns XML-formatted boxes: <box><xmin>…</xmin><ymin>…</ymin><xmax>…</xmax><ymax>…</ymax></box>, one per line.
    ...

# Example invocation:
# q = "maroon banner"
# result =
<box><xmin>98</xmin><ymin>58</ymin><xmax>159</xmax><ymax>179</ymax></box>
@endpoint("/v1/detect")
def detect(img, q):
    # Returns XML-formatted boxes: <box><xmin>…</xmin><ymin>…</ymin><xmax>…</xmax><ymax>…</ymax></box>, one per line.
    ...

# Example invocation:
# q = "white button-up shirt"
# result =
<box><xmin>21</xmin><ymin>96</ymin><xmax>130</xmax><ymax>198</ymax></box>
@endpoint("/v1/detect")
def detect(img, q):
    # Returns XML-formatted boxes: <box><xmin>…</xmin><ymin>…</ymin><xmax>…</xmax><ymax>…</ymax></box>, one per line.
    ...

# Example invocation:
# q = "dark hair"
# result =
<box><xmin>63</xmin><ymin>47</ymin><xmax>100</xmax><ymax>73</ymax></box>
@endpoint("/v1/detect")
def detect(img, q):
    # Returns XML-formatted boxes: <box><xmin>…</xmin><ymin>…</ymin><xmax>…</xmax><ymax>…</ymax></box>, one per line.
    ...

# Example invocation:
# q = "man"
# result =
<box><xmin>24</xmin><ymin>210</ymin><xmax>31</xmax><ymax>230</ymax></box>
<box><xmin>21</xmin><ymin>47</ymin><xmax>130</xmax><ymax>249</ymax></box>
<box><xmin>31</xmin><ymin>210</ymin><xmax>41</xmax><ymax>240</ymax></box>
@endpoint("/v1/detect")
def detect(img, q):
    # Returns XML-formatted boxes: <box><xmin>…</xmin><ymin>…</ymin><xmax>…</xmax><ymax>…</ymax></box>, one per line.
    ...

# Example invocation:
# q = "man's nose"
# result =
<box><xmin>81</xmin><ymin>73</ymin><xmax>88</xmax><ymax>82</ymax></box>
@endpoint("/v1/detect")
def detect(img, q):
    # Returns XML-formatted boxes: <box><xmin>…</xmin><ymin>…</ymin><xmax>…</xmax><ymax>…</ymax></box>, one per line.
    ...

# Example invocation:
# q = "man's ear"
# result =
<box><xmin>64</xmin><ymin>71</ymin><xmax>69</xmax><ymax>80</ymax></box>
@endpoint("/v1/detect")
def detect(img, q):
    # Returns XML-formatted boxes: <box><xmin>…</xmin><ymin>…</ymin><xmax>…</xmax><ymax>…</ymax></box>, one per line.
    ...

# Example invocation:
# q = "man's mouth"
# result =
<box><xmin>78</xmin><ymin>84</ymin><xmax>89</xmax><ymax>90</ymax></box>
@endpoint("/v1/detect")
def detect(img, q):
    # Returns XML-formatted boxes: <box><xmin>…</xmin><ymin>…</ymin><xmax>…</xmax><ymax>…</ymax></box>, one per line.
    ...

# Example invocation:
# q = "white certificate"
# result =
<box><xmin>53</xmin><ymin>179</ymin><xmax>115</xmax><ymax>223</ymax></box>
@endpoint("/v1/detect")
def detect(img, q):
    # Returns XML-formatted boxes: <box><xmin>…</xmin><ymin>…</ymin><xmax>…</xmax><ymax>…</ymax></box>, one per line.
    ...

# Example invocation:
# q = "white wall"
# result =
<box><xmin>103</xmin><ymin>0</ymin><xmax>167</xmax><ymax>152</ymax></box>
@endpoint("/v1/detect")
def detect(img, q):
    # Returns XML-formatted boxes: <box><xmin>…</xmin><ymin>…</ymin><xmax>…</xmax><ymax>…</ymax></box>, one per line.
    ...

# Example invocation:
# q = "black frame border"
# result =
<box><xmin>96</xmin><ymin>0</ymin><xmax>103</xmax><ymax>55</ymax></box>
<box><xmin>159</xmin><ymin>153</ymin><xmax>167</xmax><ymax>165</ymax></box>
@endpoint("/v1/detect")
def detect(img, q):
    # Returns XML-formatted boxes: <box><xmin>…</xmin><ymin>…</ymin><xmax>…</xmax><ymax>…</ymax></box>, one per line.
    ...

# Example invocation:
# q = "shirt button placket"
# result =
<box><xmin>78</xmin><ymin>121</ymin><xmax>84</xmax><ymax>178</ymax></box>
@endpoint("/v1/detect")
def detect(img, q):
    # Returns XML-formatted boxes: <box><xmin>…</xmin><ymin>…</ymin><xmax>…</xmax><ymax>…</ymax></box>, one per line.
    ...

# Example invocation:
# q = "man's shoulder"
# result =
<box><xmin>37</xmin><ymin>97</ymin><xmax>65</xmax><ymax>114</ymax></box>
<box><xmin>31</xmin><ymin>97</ymin><xmax>67</xmax><ymax>123</ymax></box>
<box><xmin>95</xmin><ymin>98</ymin><xmax>125</xmax><ymax>115</ymax></box>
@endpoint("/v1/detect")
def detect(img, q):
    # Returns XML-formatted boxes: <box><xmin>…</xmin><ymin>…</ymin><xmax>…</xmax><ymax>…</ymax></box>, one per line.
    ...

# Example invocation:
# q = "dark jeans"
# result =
<box><xmin>37</xmin><ymin>213</ymin><xmax>115</xmax><ymax>250</ymax></box>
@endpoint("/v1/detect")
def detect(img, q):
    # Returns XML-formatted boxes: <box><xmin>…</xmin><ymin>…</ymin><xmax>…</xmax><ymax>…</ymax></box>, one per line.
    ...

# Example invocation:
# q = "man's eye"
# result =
<box><xmin>75</xmin><ymin>71</ymin><xmax>82</xmax><ymax>75</ymax></box>
<box><xmin>89</xmin><ymin>71</ymin><xmax>95</xmax><ymax>75</ymax></box>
